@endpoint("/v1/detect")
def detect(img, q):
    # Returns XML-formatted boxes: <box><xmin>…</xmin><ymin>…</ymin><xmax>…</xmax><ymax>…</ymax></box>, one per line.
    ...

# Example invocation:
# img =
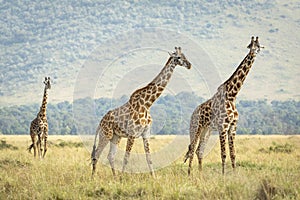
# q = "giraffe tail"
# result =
<box><xmin>91</xmin><ymin>144</ymin><xmax>96</xmax><ymax>159</ymax></box>
<box><xmin>28</xmin><ymin>144</ymin><xmax>34</xmax><ymax>153</ymax></box>
<box><xmin>184</xmin><ymin>144</ymin><xmax>192</xmax><ymax>163</ymax></box>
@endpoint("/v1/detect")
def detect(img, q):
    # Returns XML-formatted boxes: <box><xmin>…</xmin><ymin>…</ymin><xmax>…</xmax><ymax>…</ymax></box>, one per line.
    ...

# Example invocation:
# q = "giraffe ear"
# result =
<box><xmin>178</xmin><ymin>47</ymin><xmax>182</xmax><ymax>55</ymax></box>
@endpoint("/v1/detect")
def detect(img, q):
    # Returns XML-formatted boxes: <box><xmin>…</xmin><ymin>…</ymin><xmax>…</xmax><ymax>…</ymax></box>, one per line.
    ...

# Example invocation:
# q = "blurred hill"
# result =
<box><xmin>0</xmin><ymin>0</ymin><xmax>299</xmax><ymax>106</ymax></box>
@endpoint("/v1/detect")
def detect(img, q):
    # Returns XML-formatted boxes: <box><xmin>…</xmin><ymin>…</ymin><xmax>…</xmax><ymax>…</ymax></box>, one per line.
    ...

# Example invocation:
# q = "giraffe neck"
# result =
<box><xmin>129</xmin><ymin>57</ymin><xmax>175</xmax><ymax>108</ymax></box>
<box><xmin>38</xmin><ymin>87</ymin><xmax>49</xmax><ymax>120</ymax></box>
<box><xmin>224</xmin><ymin>52</ymin><xmax>256</xmax><ymax>100</ymax></box>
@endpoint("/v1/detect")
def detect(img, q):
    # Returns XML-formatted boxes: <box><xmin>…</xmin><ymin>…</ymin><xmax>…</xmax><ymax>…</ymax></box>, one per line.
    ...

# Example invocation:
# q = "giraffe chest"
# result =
<box><xmin>211</xmin><ymin>100</ymin><xmax>238</xmax><ymax>126</ymax></box>
<box><xmin>193</xmin><ymin>98</ymin><xmax>238</xmax><ymax>131</ymax></box>
<box><xmin>31</xmin><ymin>117</ymin><xmax>48</xmax><ymax>134</ymax></box>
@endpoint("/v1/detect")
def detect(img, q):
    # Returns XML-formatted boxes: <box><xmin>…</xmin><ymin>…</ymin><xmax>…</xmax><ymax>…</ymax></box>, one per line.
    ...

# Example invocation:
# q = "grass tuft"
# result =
<box><xmin>54</xmin><ymin>139</ymin><xmax>83</xmax><ymax>148</ymax></box>
<box><xmin>0</xmin><ymin>139</ymin><xmax>18</xmax><ymax>150</ymax></box>
<box><xmin>237</xmin><ymin>160</ymin><xmax>265</xmax><ymax>170</ymax></box>
<box><xmin>256</xmin><ymin>179</ymin><xmax>278</xmax><ymax>200</ymax></box>
<box><xmin>258</xmin><ymin>142</ymin><xmax>294</xmax><ymax>153</ymax></box>
<box><xmin>87</xmin><ymin>187</ymin><xmax>108</xmax><ymax>198</ymax></box>
<box><xmin>0</xmin><ymin>159</ymin><xmax>31</xmax><ymax>169</ymax></box>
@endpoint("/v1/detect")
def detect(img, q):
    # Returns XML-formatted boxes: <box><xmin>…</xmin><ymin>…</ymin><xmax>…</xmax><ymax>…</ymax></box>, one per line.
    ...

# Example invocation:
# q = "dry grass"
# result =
<box><xmin>0</xmin><ymin>135</ymin><xmax>299</xmax><ymax>199</ymax></box>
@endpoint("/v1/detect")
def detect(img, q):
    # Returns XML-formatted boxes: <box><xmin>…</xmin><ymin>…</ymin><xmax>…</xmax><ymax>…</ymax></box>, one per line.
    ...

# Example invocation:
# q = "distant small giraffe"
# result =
<box><xmin>29</xmin><ymin>77</ymin><xmax>51</xmax><ymax>158</ymax></box>
<box><xmin>184</xmin><ymin>37</ymin><xmax>263</xmax><ymax>175</ymax></box>
<box><xmin>92</xmin><ymin>47</ymin><xmax>192</xmax><ymax>176</ymax></box>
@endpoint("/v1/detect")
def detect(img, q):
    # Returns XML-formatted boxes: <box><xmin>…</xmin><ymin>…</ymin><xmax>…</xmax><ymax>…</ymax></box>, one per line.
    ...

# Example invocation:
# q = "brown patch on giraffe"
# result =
<box><xmin>149</xmin><ymin>95</ymin><xmax>156</xmax><ymax>103</ymax></box>
<box><xmin>158</xmin><ymin>86</ymin><xmax>164</xmax><ymax>92</ymax></box>
<box><xmin>140</xmin><ymin>119</ymin><xmax>147</xmax><ymax>126</ymax></box>
<box><xmin>165</xmin><ymin>73</ymin><xmax>171</xmax><ymax>80</ymax></box>
<box><xmin>139</xmin><ymin>113</ymin><xmax>145</xmax><ymax>118</ymax></box>
<box><xmin>233</xmin><ymin>77</ymin><xmax>237</xmax><ymax>84</ymax></box>
<box><xmin>132</xmin><ymin>112</ymin><xmax>138</xmax><ymax>121</ymax></box>
<box><xmin>155</xmin><ymin>92</ymin><xmax>161</xmax><ymax>98</ymax></box>
<box><xmin>148</xmin><ymin>118</ymin><xmax>152</xmax><ymax>124</ymax></box>
<box><xmin>145</xmin><ymin>102</ymin><xmax>152</xmax><ymax>108</ymax></box>
<box><xmin>233</xmin><ymin>111</ymin><xmax>238</xmax><ymax>118</ymax></box>
<box><xmin>139</xmin><ymin>98</ymin><xmax>145</xmax><ymax>105</ymax></box>
<box><xmin>145</xmin><ymin>94</ymin><xmax>151</xmax><ymax>101</ymax></box>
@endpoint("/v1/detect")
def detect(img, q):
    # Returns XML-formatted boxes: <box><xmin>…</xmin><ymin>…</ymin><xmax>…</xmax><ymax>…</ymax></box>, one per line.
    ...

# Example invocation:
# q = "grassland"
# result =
<box><xmin>0</xmin><ymin>135</ymin><xmax>299</xmax><ymax>199</ymax></box>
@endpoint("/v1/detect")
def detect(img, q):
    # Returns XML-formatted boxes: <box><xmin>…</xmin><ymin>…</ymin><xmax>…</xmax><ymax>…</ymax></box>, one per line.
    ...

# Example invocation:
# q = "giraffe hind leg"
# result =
<box><xmin>184</xmin><ymin>139</ymin><xmax>198</xmax><ymax>175</ymax></box>
<box><xmin>33</xmin><ymin>142</ymin><xmax>37</xmax><ymax>157</ymax></box>
<box><xmin>30</xmin><ymin>133</ymin><xmax>38</xmax><ymax>157</ymax></box>
<box><xmin>107</xmin><ymin>135</ymin><xmax>121</xmax><ymax>176</ymax></box>
<box><xmin>122</xmin><ymin>136</ymin><xmax>135</xmax><ymax>173</ymax></box>
<box><xmin>196</xmin><ymin>128</ymin><xmax>211</xmax><ymax>171</ymax></box>
<box><xmin>185</xmin><ymin>130</ymin><xmax>200</xmax><ymax>176</ymax></box>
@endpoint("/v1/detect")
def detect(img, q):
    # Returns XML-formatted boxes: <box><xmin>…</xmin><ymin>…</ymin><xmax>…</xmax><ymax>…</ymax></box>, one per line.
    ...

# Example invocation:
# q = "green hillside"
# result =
<box><xmin>0</xmin><ymin>0</ymin><xmax>299</xmax><ymax>106</ymax></box>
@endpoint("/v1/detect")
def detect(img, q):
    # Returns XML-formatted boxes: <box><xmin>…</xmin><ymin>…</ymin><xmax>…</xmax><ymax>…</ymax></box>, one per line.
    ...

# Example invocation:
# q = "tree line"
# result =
<box><xmin>0</xmin><ymin>92</ymin><xmax>299</xmax><ymax>135</ymax></box>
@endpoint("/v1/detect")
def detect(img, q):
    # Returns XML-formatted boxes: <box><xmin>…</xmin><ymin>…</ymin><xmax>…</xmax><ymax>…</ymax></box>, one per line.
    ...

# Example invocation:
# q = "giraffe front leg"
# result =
<box><xmin>37</xmin><ymin>134</ymin><xmax>42</xmax><ymax>159</ymax></box>
<box><xmin>143</xmin><ymin>137</ymin><xmax>155</xmax><ymax>177</ymax></box>
<box><xmin>42</xmin><ymin>130</ymin><xmax>48</xmax><ymax>158</ymax></box>
<box><xmin>219</xmin><ymin>129</ymin><xmax>228</xmax><ymax>175</ymax></box>
<box><xmin>228</xmin><ymin>120</ymin><xmax>237</xmax><ymax>171</ymax></box>
<box><xmin>122</xmin><ymin>136</ymin><xmax>135</xmax><ymax>173</ymax></box>
<box><xmin>107</xmin><ymin>135</ymin><xmax>121</xmax><ymax>176</ymax></box>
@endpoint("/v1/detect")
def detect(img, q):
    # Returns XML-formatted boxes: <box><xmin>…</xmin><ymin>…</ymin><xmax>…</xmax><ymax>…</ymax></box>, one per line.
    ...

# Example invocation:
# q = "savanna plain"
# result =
<box><xmin>0</xmin><ymin>135</ymin><xmax>299</xmax><ymax>200</ymax></box>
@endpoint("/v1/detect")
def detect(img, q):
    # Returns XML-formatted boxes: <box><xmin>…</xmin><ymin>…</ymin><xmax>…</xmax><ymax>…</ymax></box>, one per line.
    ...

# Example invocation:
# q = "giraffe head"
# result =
<box><xmin>169</xmin><ymin>47</ymin><xmax>192</xmax><ymax>69</ymax></box>
<box><xmin>44</xmin><ymin>77</ymin><xmax>51</xmax><ymax>90</ymax></box>
<box><xmin>248</xmin><ymin>36</ymin><xmax>263</xmax><ymax>54</ymax></box>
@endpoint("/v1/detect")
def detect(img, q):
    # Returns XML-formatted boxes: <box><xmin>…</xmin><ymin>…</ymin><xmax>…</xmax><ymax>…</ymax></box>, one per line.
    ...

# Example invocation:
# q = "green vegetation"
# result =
<box><xmin>0</xmin><ymin>93</ymin><xmax>299</xmax><ymax>135</ymax></box>
<box><xmin>0</xmin><ymin>135</ymin><xmax>299</xmax><ymax>199</ymax></box>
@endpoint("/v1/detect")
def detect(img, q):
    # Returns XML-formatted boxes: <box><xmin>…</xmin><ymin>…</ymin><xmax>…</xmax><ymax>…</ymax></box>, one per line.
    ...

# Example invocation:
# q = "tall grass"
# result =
<box><xmin>0</xmin><ymin>135</ymin><xmax>299</xmax><ymax>199</ymax></box>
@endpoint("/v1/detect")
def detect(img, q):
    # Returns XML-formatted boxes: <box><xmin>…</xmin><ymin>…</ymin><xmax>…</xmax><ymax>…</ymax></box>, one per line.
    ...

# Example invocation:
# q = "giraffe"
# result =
<box><xmin>184</xmin><ymin>37</ymin><xmax>263</xmax><ymax>175</ymax></box>
<box><xmin>28</xmin><ymin>77</ymin><xmax>51</xmax><ymax>158</ymax></box>
<box><xmin>91</xmin><ymin>47</ymin><xmax>192</xmax><ymax>176</ymax></box>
